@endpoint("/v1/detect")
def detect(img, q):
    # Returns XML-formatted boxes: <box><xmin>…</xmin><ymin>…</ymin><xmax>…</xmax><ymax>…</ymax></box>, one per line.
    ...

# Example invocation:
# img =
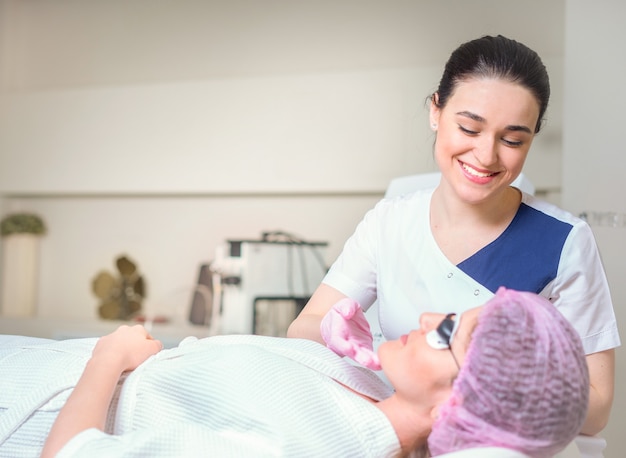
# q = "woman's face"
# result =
<box><xmin>379</xmin><ymin>307</ymin><xmax>481</xmax><ymax>406</ymax></box>
<box><xmin>430</xmin><ymin>78</ymin><xmax>540</xmax><ymax>205</ymax></box>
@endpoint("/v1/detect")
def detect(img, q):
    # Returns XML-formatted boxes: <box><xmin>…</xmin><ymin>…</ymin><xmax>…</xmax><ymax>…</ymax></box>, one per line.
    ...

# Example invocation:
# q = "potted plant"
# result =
<box><xmin>1</xmin><ymin>213</ymin><xmax>46</xmax><ymax>237</ymax></box>
<box><xmin>1</xmin><ymin>213</ymin><xmax>46</xmax><ymax>317</ymax></box>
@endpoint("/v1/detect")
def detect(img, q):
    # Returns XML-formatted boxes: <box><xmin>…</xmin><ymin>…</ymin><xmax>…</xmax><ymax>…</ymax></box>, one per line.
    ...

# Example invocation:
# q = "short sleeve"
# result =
<box><xmin>322</xmin><ymin>201</ymin><xmax>383</xmax><ymax>310</ymax></box>
<box><xmin>545</xmin><ymin>221</ymin><xmax>620</xmax><ymax>354</ymax></box>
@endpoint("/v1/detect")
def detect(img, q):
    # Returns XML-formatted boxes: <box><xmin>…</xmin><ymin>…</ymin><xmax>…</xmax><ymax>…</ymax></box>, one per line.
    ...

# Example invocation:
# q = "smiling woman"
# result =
<box><xmin>287</xmin><ymin>35</ymin><xmax>619</xmax><ymax>438</ymax></box>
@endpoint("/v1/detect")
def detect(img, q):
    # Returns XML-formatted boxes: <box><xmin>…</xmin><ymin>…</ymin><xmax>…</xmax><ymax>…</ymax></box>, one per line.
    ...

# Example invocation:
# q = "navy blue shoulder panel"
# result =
<box><xmin>457</xmin><ymin>203</ymin><xmax>573</xmax><ymax>294</ymax></box>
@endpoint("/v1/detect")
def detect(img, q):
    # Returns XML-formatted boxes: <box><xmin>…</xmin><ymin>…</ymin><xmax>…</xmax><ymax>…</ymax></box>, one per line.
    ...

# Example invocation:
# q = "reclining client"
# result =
<box><xmin>0</xmin><ymin>287</ymin><xmax>588</xmax><ymax>458</ymax></box>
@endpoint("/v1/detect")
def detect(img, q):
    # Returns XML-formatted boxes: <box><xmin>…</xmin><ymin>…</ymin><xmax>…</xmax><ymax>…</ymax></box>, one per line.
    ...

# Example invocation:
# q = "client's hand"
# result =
<box><xmin>92</xmin><ymin>324</ymin><xmax>163</xmax><ymax>374</ymax></box>
<box><xmin>41</xmin><ymin>325</ymin><xmax>163</xmax><ymax>458</ymax></box>
<box><xmin>320</xmin><ymin>298</ymin><xmax>381</xmax><ymax>370</ymax></box>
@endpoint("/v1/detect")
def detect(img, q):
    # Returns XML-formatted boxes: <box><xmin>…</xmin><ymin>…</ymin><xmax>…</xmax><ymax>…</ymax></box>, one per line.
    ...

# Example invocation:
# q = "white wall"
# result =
<box><xmin>0</xmin><ymin>0</ymin><xmax>564</xmax><ymax>194</ymax></box>
<box><xmin>0</xmin><ymin>68</ymin><xmax>436</xmax><ymax>194</ymax></box>
<box><xmin>562</xmin><ymin>1</ymin><xmax>626</xmax><ymax>456</ymax></box>
<box><xmin>0</xmin><ymin>0</ymin><xmax>565</xmax><ymax>319</ymax></box>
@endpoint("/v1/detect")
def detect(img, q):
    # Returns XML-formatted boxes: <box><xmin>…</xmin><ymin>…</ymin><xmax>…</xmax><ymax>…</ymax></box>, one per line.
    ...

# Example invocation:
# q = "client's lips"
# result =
<box><xmin>400</xmin><ymin>334</ymin><xmax>408</xmax><ymax>345</ymax></box>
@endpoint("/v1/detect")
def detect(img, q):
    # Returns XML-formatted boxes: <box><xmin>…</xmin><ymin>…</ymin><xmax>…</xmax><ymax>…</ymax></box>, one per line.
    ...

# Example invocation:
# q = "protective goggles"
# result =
<box><xmin>426</xmin><ymin>313</ymin><xmax>460</xmax><ymax>369</ymax></box>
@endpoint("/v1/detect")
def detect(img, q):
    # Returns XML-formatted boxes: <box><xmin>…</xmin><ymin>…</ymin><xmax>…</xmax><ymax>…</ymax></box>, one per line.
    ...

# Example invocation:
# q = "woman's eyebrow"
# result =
<box><xmin>456</xmin><ymin>110</ymin><xmax>532</xmax><ymax>134</ymax></box>
<box><xmin>456</xmin><ymin>110</ymin><xmax>485</xmax><ymax>123</ymax></box>
<box><xmin>506</xmin><ymin>125</ymin><xmax>532</xmax><ymax>134</ymax></box>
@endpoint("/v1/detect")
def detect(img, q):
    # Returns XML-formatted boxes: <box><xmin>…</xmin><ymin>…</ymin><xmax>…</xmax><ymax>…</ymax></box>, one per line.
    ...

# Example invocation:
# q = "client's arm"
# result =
<box><xmin>41</xmin><ymin>325</ymin><xmax>162</xmax><ymax>458</ymax></box>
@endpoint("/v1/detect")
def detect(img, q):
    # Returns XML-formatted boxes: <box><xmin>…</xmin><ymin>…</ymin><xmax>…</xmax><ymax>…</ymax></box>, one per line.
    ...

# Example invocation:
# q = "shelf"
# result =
<box><xmin>0</xmin><ymin>316</ymin><xmax>213</xmax><ymax>348</ymax></box>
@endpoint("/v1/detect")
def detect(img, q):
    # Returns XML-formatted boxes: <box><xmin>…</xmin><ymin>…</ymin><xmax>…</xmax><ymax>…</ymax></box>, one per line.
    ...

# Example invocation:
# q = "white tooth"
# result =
<box><xmin>462</xmin><ymin>163</ymin><xmax>493</xmax><ymax>178</ymax></box>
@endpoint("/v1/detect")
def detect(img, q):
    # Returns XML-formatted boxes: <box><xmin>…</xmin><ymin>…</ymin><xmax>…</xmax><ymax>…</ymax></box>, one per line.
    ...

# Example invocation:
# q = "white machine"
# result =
<box><xmin>210</xmin><ymin>232</ymin><xmax>328</xmax><ymax>336</ymax></box>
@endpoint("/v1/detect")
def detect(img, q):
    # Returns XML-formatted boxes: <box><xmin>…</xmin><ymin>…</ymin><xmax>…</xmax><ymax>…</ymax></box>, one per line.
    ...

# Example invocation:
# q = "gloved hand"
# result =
<box><xmin>320</xmin><ymin>298</ymin><xmax>381</xmax><ymax>370</ymax></box>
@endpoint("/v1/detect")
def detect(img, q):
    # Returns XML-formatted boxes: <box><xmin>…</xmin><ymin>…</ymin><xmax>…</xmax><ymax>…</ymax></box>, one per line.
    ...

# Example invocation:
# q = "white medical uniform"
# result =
<box><xmin>324</xmin><ymin>188</ymin><xmax>620</xmax><ymax>355</ymax></box>
<box><xmin>0</xmin><ymin>334</ymin><xmax>399</xmax><ymax>458</ymax></box>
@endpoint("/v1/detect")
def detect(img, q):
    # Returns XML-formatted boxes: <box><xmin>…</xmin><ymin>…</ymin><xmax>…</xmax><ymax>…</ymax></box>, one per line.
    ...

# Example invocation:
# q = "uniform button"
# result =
<box><xmin>447</xmin><ymin>272</ymin><xmax>453</xmax><ymax>278</ymax></box>
<box><xmin>474</xmin><ymin>289</ymin><xmax>480</xmax><ymax>296</ymax></box>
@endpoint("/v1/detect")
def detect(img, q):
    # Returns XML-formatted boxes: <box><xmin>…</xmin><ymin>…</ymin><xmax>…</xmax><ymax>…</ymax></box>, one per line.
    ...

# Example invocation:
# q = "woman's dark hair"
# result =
<box><xmin>432</xmin><ymin>35</ymin><xmax>550</xmax><ymax>133</ymax></box>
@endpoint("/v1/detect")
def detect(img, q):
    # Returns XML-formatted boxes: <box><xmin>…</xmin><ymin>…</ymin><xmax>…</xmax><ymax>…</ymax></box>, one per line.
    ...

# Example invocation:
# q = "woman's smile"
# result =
<box><xmin>459</xmin><ymin>160</ymin><xmax>500</xmax><ymax>182</ymax></box>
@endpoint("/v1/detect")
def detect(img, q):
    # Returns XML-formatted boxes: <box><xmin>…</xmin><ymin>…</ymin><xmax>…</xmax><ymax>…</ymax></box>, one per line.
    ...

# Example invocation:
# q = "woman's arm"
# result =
<box><xmin>581</xmin><ymin>349</ymin><xmax>615</xmax><ymax>436</ymax></box>
<box><xmin>41</xmin><ymin>325</ymin><xmax>162</xmax><ymax>458</ymax></box>
<box><xmin>286</xmin><ymin>283</ymin><xmax>347</xmax><ymax>343</ymax></box>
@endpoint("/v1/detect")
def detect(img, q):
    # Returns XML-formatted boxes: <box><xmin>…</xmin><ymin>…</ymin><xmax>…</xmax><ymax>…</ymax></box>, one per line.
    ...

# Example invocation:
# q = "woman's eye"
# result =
<box><xmin>502</xmin><ymin>138</ymin><xmax>523</xmax><ymax>147</ymax></box>
<box><xmin>458</xmin><ymin>125</ymin><xmax>477</xmax><ymax>135</ymax></box>
<box><xmin>458</xmin><ymin>124</ymin><xmax>525</xmax><ymax>147</ymax></box>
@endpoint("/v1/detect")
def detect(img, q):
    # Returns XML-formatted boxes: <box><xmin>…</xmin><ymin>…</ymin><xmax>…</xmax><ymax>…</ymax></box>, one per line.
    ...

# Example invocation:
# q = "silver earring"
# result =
<box><xmin>432</xmin><ymin>123</ymin><xmax>438</xmax><ymax>129</ymax></box>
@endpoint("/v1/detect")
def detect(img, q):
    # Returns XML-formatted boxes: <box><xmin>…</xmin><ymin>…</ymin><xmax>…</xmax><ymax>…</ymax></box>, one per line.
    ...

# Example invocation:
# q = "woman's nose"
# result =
<box><xmin>473</xmin><ymin>136</ymin><xmax>498</xmax><ymax>167</ymax></box>
<box><xmin>419</xmin><ymin>312</ymin><xmax>446</xmax><ymax>331</ymax></box>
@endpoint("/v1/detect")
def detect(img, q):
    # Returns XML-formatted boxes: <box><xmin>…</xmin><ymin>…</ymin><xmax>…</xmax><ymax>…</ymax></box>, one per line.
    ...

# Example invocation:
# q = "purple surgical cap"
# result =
<box><xmin>428</xmin><ymin>287</ymin><xmax>589</xmax><ymax>458</ymax></box>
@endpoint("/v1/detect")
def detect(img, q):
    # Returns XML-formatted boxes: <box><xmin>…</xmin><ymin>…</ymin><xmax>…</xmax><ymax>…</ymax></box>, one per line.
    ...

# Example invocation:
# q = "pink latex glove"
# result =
<box><xmin>320</xmin><ymin>298</ymin><xmax>381</xmax><ymax>370</ymax></box>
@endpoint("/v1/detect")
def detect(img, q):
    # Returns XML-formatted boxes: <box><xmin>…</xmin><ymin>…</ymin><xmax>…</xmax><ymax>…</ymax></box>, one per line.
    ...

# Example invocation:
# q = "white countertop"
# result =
<box><xmin>0</xmin><ymin>316</ymin><xmax>213</xmax><ymax>348</ymax></box>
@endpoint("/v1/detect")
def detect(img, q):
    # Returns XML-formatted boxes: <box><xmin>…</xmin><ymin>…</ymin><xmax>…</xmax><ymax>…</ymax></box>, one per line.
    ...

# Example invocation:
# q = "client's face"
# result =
<box><xmin>378</xmin><ymin>306</ymin><xmax>481</xmax><ymax>407</ymax></box>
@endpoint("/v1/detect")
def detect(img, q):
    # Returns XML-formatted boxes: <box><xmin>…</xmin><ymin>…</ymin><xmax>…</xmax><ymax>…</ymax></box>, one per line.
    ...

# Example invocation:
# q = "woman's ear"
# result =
<box><xmin>430</xmin><ymin>404</ymin><xmax>441</xmax><ymax>422</ymax></box>
<box><xmin>429</xmin><ymin>94</ymin><xmax>441</xmax><ymax>131</ymax></box>
<box><xmin>429</xmin><ymin>390</ymin><xmax>453</xmax><ymax>423</ymax></box>
<box><xmin>430</xmin><ymin>399</ymin><xmax>450</xmax><ymax>424</ymax></box>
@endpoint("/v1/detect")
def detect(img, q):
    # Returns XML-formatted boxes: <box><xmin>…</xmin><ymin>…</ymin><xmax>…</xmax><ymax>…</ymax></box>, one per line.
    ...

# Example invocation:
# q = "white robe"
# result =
<box><xmin>0</xmin><ymin>334</ymin><xmax>399</xmax><ymax>457</ymax></box>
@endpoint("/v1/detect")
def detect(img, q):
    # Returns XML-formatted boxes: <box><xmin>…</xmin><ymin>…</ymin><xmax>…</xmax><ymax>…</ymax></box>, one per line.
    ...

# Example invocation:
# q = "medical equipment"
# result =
<box><xmin>210</xmin><ymin>232</ymin><xmax>328</xmax><ymax>336</ymax></box>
